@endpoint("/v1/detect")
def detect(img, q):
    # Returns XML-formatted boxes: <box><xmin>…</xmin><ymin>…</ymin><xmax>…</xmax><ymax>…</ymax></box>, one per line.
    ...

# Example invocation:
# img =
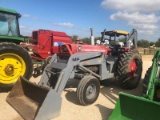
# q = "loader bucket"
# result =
<box><xmin>6</xmin><ymin>76</ymin><xmax>62</xmax><ymax>120</ymax></box>
<box><xmin>109</xmin><ymin>92</ymin><xmax>160</xmax><ymax>120</ymax></box>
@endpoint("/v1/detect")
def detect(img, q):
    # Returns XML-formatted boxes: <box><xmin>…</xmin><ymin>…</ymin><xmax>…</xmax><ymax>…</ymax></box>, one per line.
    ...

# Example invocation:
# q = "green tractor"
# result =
<box><xmin>0</xmin><ymin>7</ymin><xmax>33</xmax><ymax>88</ymax></box>
<box><xmin>109</xmin><ymin>50</ymin><xmax>160</xmax><ymax>120</ymax></box>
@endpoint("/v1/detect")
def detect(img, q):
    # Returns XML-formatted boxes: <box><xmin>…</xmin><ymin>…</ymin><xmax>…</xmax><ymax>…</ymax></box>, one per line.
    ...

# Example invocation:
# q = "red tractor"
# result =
<box><xmin>58</xmin><ymin>29</ymin><xmax>142</xmax><ymax>89</ymax></box>
<box><xmin>7</xmin><ymin>29</ymin><xmax>143</xmax><ymax>120</ymax></box>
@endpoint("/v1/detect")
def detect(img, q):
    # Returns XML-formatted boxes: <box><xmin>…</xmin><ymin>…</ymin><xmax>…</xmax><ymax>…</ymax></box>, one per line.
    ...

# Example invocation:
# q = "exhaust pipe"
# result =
<box><xmin>90</xmin><ymin>28</ymin><xmax>94</xmax><ymax>45</ymax></box>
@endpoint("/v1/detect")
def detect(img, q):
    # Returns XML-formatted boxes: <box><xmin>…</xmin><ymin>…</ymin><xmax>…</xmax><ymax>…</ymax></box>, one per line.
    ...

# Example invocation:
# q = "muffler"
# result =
<box><xmin>6</xmin><ymin>76</ymin><xmax>62</xmax><ymax>120</ymax></box>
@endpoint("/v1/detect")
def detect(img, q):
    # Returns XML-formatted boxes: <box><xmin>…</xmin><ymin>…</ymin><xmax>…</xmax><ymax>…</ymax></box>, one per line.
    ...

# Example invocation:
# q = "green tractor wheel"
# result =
<box><xmin>0</xmin><ymin>42</ymin><xmax>33</xmax><ymax>87</ymax></box>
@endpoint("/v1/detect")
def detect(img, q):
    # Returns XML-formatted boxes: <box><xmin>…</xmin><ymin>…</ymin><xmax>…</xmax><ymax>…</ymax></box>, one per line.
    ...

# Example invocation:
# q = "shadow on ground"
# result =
<box><xmin>0</xmin><ymin>87</ymin><xmax>12</xmax><ymax>93</ymax></box>
<box><xmin>64</xmin><ymin>78</ymin><xmax>143</xmax><ymax>105</ymax></box>
<box><xmin>95</xmin><ymin>104</ymin><xmax>112</xmax><ymax>120</ymax></box>
<box><xmin>100</xmin><ymin>78</ymin><xmax>143</xmax><ymax>100</ymax></box>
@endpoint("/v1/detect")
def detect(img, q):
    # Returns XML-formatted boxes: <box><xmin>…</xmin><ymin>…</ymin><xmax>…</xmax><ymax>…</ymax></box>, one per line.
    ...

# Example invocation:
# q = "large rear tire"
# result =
<box><xmin>0</xmin><ymin>42</ymin><xmax>33</xmax><ymax>87</ymax></box>
<box><xmin>117</xmin><ymin>50</ymin><xmax>142</xmax><ymax>89</ymax></box>
<box><xmin>76</xmin><ymin>76</ymin><xmax>100</xmax><ymax>106</ymax></box>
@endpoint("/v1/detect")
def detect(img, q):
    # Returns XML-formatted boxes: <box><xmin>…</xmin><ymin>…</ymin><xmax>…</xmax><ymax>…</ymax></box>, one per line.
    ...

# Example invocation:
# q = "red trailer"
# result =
<box><xmin>31</xmin><ymin>29</ymin><xmax>73</xmax><ymax>60</ymax></box>
<box><xmin>27</xmin><ymin>29</ymin><xmax>73</xmax><ymax>77</ymax></box>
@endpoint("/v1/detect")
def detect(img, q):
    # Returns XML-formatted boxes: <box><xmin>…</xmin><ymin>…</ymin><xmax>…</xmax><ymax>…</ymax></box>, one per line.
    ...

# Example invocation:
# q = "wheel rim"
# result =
<box><xmin>130</xmin><ymin>60</ymin><xmax>137</xmax><ymax>77</ymax></box>
<box><xmin>0</xmin><ymin>53</ymin><xmax>26</xmax><ymax>84</ymax></box>
<box><xmin>86</xmin><ymin>84</ymin><xmax>96</xmax><ymax>99</ymax></box>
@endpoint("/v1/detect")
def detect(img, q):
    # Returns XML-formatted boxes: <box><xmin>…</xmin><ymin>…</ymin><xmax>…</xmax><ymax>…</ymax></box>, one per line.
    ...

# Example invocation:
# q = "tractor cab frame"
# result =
<box><xmin>100</xmin><ymin>29</ymin><xmax>137</xmax><ymax>56</ymax></box>
<box><xmin>0</xmin><ymin>7</ymin><xmax>23</xmax><ymax>43</ymax></box>
<box><xmin>101</xmin><ymin>30</ymin><xmax>129</xmax><ymax>46</ymax></box>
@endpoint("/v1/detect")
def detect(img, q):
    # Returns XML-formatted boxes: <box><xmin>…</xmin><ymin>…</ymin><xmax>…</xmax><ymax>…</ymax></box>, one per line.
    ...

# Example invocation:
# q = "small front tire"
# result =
<box><xmin>76</xmin><ymin>76</ymin><xmax>100</xmax><ymax>106</ymax></box>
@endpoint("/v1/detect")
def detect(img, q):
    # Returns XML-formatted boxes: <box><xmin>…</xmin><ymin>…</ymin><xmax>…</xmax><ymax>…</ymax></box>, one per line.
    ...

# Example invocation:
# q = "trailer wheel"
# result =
<box><xmin>117</xmin><ymin>50</ymin><xmax>142</xmax><ymax>89</ymax></box>
<box><xmin>44</xmin><ymin>56</ymin><xmax>52</xmax><ymax>65</ymax></box>
<box><xmin>0</xmin><ymin>42</ymin><xmax>33</xmax><ymax>87</ymax></box>
<box><xmin>41</xmin><ymin>56</ymin><xmax>52</xmax><ymax>72</ymax></box>
<box><xmin>77</xmin><ymin>76</ymin><xmax>100</xmax><ymax>106</ymax></box>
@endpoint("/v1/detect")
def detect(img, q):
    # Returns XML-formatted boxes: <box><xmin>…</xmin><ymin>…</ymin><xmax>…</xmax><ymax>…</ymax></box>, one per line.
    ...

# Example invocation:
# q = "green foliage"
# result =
<box><xmin>79</xmin><ymin>37</ymin><xmax>101</xmax><ymax>44</ymax></box>
<box><xmin>81</xmin><ymin>37</ymin><xmax>91</xmax><ymax>44</ymax></box>
<box><xmin>69</xmin><ymin>35</ymin><xmax>159</xmax><ymax>48</ymax></box>
<box><xmin>118</xmin><ymin>38</ymin><xmax>125</xmax><ymax>42</ymax></box>
<box><xmin>70</xmin><ymin>35</ymin><xmax>78</xmax><ymax>43</ymax></box>
<box><xmin>156</xmin><ymin>38</ymin><xmax>160</xmax><ymax>47</ymax></box>
<box><xmin>137</xmin><ymin>39</ymin><xmax>150</xmax><ymax>48</ymax></box>
<box><xmin>24</xmin><ymin>36</ymin><xmax>32</xmax><ymax>43</ymax></box>
<box><xmin>149</xmin><ymin>42</ymin><xmax>155</xmax><ymax>46</ymax></box>
<box><xmin>94</xmin><ymin>37</ymin><xmax>101</xmax><ymax>43</ymax></box>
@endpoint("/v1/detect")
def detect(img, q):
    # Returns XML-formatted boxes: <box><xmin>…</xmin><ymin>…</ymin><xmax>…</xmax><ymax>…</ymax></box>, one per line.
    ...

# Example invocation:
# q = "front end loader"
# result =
<box><xmin>109</xmin><ymin>50</ymin><xmax>160</xmax><ymax>120</ymax></box>
<box><xmin>7</xmin><ymin>51</ymin><xmax>107</xmax><ymax>119</ymax></box>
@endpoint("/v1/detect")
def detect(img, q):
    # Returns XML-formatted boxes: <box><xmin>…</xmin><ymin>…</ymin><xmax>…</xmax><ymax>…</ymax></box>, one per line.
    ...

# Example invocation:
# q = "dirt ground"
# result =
<box><xmin>0</xmin><ymin>55</ymin><xmax>153</xmax><ymax>120</ymax></box>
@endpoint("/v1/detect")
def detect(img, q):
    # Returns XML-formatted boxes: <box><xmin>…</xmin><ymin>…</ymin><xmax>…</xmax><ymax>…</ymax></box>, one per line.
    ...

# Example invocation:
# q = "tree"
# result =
<box><xmin>81</xmin><ymin>37</ymin><xmax>91</xmax><ymax>44</ymax></box>
<box><xmin>137</xmin><ymin>39</ymin><xmax>150</xmax><ymax>48</ymax></box>
<box><xmin>156</xmin><ymin>38</ymin><xmax>160</xmax><ymax>47</ymax></box>
<box><xmin>24</xmin><ymin>36</ymin><xmax>32</xmax><ymax>43</ymax></box>
<box><xmin>149</xmin><ymin>42</ymin><xmax>155</xmax><ymax>46</ymax></box>
<box><xmin>80</xmin><ymin>37</ymin><xmax>101</xmax><ymax>44</ymax></box>
<box><xmin>70</xmin><ymin>35</ymin><xmax>79</xmax><ymax>43</ymax></box>
<box><xmin>119</xmin><ymin>37</ymin><xmax>126</xmax><ymax>42</ymax></box>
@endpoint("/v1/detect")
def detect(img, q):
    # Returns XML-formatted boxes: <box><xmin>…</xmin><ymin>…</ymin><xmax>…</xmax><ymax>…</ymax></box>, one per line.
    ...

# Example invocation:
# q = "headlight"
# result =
<box><xmin>118</xmin><ymin>48</ymin><xmax>125</xmax><ymax>51</ymax></box>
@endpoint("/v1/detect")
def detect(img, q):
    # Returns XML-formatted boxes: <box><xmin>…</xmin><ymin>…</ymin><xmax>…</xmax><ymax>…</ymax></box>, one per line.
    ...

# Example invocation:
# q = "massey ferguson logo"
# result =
<box><xmin>72</xmin><ymin>57</ymin><xmax>79</xmax><ymax>61</ymax></box>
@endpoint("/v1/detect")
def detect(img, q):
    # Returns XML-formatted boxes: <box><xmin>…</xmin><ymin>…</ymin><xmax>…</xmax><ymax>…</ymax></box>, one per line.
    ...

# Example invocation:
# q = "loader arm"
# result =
<box><xmin>39</xmin><ymin>51</ymin><xmax>104</xmax><ymax>94</ymax></box>
<box><xmin>144</xmin><ymin>50</ymin><xmax>160</xmax><ymax>100</ymax></box>
<box><xmin>127</xmin><ymin>29</ymin><xmax>137</xmax><ymax>48</ymax></box>
<box><xmin>100</xmin><ymin>29</ymin><xmax>106</xmax><ymax>43</ymax></box>
<box><xmin>7</xmin><ymin>51</ymin><xmax>105</xmax><ymax>120</ymax></box>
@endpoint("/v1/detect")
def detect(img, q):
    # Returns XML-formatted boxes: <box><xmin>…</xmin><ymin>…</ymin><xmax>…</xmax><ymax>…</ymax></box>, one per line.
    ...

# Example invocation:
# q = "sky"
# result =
<box><xmin>1</xmin><ymin>0</ymin><xmax>160</xmax><ymax>41</ymax></box>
